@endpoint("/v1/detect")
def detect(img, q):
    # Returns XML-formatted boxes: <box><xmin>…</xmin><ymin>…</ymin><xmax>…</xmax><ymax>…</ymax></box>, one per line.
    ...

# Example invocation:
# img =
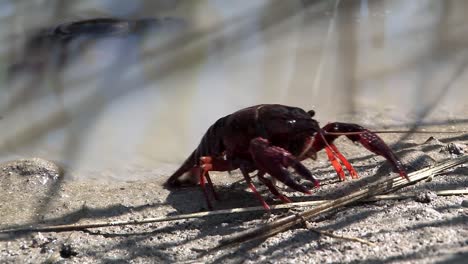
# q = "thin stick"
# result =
<box><xmin>299</xmin><ymin>215</ymin><xmax>375</xmax><ymax>246</ymax></box>
<box><xmin>366</xmin><ymin>189</ymin><xmax>468</xmax><ymax>201</ymax></box>
<box><xmin>372</xmin><ymin>130</ymin><xmax>467</xmax><ymax>134</ymax></box>
<box><xmin>0</xmin><ymin>201</ymin><xmax>328</xmax><ymax>234</ymax></box>
<box><xmin>325</xmin><ymin>130</ymin><xmax>466</xmax><ymax>136</ymax></box>
<box><xmin>215</xmin><ymin>155</ymin><xmax>468</xmax><ymax>250</ymax></box>
<box><xmin>309</xmin><ymin>227</ymin><xmax>375</xmax><ymax>246</ymax></box>
<box><xmin>1</xmin><ymin>189</ymin><xmax>467</xmax><ymax>234</ymax></box>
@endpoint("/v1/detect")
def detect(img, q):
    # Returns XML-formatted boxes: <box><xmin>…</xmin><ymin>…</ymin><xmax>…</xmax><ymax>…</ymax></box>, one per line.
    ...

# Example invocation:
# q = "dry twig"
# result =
<box><xmin>298</xmin><ymin>215</ymin><xmax>375</xmax><ymax>246</ymax></box>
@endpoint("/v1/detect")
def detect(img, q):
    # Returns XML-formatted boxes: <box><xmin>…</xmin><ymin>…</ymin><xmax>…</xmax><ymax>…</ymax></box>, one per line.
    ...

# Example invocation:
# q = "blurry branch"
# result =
<box><xmin>337</xmin><ymin>0</ymin><xmax>357</xmax><ymax>115</ymax></box>
<box><xmin>10</xmin><ymin>17</ymin><xmax>185</xmax><ymax>73</ymax></box>
<box><xmin>0</xmin><ymin>2</ymin><xmax>327</xmax><ymax>154</ymax></box>
<box><xmin>354</xmin><ymin>36</ymin><xmax>468</xmax><ymax>83</ymax></box>
<box><xmin>3</xmin><ymin>15</ymin><xmax>188</xmax><ymax>228</ymax></box>
<box><xmin>0</xmin><ymin>110</ymin><xmax>69</xmax><ymax>153</ymax></box>
<box><xmin>137</xmin><ymin>1</ymin><xmax>332</xmax><ymax>82</ymax></box>
<box><xmin>394</xmin><ymin>54</ymin><xmax>468</xmax><ymax>146</ymax></box>
<box><xmin>393</xmin><ymin>3</ymin><xmax>465</xmax><ymax>145</ymax></box>
<box><xmin>5</xmin><ymin>17</ymin><xmax>186</xmax><ymax>114</ymax></box>
<box><xmin>1</xmin><ymin>17</ymin><xmax>187</xmax><ymax>153</ymax></box>
<box><xmin>1</xmin><ymin>158</ymin><xmax>467</xmax><ymax>234</ymax></box>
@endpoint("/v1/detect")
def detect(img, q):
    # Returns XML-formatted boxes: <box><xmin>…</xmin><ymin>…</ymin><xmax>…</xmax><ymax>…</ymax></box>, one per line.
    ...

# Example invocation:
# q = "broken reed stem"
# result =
<box><xmin>1</xmin><ymin>156</ymin><xmax>467</xmax><ymax>235</ymax></box>
<box><xmin>215</xmin><ymin>155</ymin><xmax>468</xmax><ymax>249</ymax></box>
<box><xmin>300</xmin><ymin>216</ymin><xmax>375</xmax><ymax>246</ymax></box>
<box><xmin>309</xmin><ymin>227</ymin><xmax>375</xmax><ymax>246</ymax></box>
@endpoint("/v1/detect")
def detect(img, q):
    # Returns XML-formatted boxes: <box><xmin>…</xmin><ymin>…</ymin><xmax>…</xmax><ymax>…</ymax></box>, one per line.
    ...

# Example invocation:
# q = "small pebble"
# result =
<box><xmin>442</xmin><ymin>142</ymin><xmax>466</xmax><ymax>156</ymax></box>
<box><xmin>19</xmin><ymin>244</ymin><xmax>28</xmax><ymax>250</ymax></box>
<box><xmin>59</xmin><ymin>244</ymin><xmax>78</xmax><ymax>258</ymax></box>
<box><xmin>461</xmin><ymin>199</ymin><xmax>468</xmax><ymax>208</ymax></box>
<box><xmin>415</xmin><ymin>191</ymin><xmax>437</xmax><ymax>203</ymax></box>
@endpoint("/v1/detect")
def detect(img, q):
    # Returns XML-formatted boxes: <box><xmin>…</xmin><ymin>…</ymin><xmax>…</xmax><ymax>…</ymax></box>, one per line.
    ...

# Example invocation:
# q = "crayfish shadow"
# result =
<box><xmin>164</xmin><ymin>181</ymin><xmax>269</xmax><ymax>213</ymax></box>
<box><xmin>377</xmin><ymin>148</ymin><xmax>436</xmax><ymax>176</ymax></box>
<box><xmin>291</xmin><ymin>165</ymin><xmax>402</xmax><ymax>201</ymax></box>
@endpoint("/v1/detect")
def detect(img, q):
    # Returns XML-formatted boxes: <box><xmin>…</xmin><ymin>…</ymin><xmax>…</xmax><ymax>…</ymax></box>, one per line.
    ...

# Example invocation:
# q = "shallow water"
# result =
<box><xmin>1</xmin><ymin>0</ymin><xmax>467</xmax><ymax>180</ymax></box>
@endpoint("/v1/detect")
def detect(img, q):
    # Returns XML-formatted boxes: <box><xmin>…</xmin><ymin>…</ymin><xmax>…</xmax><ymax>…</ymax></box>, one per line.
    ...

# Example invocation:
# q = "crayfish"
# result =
<box><xmin>166</xmin><ymin>104</ymin><xmax>408</xmax><ymax>210</ymax></box>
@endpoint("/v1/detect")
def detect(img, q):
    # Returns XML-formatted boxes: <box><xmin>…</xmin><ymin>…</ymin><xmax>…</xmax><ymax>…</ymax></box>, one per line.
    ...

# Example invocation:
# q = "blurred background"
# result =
<box><xmin>1</xmin><ymin>0</ymin><xmax>467</xmax><ymax>180</ymax></box>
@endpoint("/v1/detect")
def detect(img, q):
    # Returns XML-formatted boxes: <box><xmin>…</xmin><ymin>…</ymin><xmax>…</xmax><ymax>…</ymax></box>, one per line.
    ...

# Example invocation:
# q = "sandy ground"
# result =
<box><xmin>0</xmin><ymin>124</ymin><xmax>467</xmax><ymax>263</ymax></box>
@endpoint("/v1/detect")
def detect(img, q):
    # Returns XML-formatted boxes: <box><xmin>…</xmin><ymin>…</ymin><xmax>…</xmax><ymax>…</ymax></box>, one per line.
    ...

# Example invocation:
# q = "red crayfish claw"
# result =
<box><xmin>311</xmin><ymin>122</ymin><xmax>408</xmax><ymax>181</ymax></box>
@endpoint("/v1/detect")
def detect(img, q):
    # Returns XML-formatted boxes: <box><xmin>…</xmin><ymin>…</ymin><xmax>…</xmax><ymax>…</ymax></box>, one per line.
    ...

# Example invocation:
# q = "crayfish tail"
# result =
<box><xmin>164</xmin><ymin>150</ymin><xmax>200</xmax><ymax>188</ymax></box>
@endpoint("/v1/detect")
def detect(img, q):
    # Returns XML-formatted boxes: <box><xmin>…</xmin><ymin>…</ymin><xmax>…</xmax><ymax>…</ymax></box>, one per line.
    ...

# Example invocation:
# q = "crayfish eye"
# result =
<box><xmin>287</xmin><ymin>119</ymin><xmax>296</xmax><ymax>125</ymax></box>
<box><xmin>307</xmin><ymin>110</ymin><xmax>315</xmax><ymax>117</ymax></box>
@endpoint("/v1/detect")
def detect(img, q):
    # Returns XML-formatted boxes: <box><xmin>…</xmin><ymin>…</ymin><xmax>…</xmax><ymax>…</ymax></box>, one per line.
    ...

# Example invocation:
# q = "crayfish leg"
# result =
<box><xmin>257</xmin><ymin>172</ymin><xmax>292</xmax><ymax>203</ymax></box>
<box><xmin>204</xmin><ymin>172</ymin><xmax>219</xmax><ymax>200</ymax></box>
<box><xmin>200</xmin><ymin>157</ymin><xmax>220</xmax><ymax>200</ymax></box>
<box><xmin>240</xmin><ymin>167</ymin><xmax>271</xmax><ymax>210</ymax></box>
<box><xmin>198</xmin><ymin>156</ymin><xmax>237</xmax><ymax>209</ymax></box>
<box><xmin>199</xmin><ymin>164</ymin><xmax>214</xmax><ymax>210</ymax></box>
